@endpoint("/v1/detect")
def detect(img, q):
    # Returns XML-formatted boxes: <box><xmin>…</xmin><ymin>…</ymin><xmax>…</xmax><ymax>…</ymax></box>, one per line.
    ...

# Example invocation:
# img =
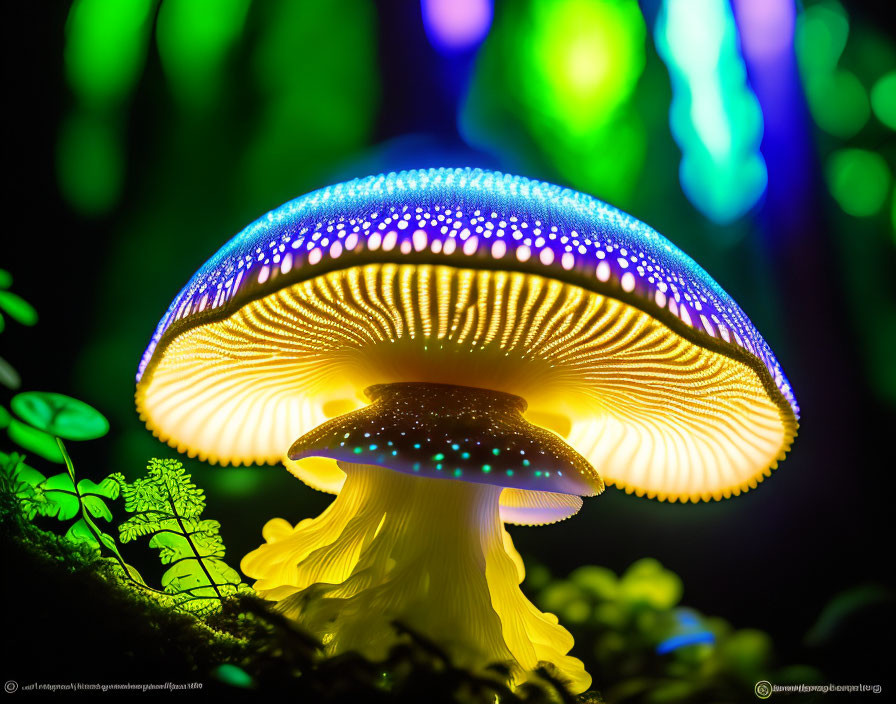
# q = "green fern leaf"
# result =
<box><xmin>118</xmin><ymin>514</ymin><xmax>178</xmax><ymax>542</ymax></box>
<box><xmin>117</xmin><ymin>458</ymin><xmax>250</xmax><ymax>615</ymax></box>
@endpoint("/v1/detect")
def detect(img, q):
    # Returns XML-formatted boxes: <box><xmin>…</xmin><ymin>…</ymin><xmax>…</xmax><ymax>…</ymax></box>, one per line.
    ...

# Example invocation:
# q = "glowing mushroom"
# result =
<box><xmin>136</xmin><ymin>168</ymin><xmax>798</xmax><ymax>692</ymax></box>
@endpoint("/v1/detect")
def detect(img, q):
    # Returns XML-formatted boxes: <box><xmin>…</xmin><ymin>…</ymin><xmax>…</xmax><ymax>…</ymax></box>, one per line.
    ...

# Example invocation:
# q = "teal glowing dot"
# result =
<box><xmin>451</xmin><ymin>443</ymin><xmax>460</xmax><ymax>450</ymax></box>
<box><xmin>433</xmin><ymin>452</ymin><xmax>445</xmax><ymax>461</ymax></box>
<box><xmin>506</xmin><ymin>469</ymin><xmax>514</xmax><ymax>476</ymax></box>
<box><xmin>414</xmin><ymin>443</ymin><xmax>421</xmax><ymax>449</ymax></box>
<box><xmin>492</xmin><ymin>448</ymin><xmax>501</xmax><ymax>455</ymax></box>
<box><xmin>453</xmin><ymin>468</ymin><xmax>462</xmax><ymax>477</ymax></box>
<box><xmin>535</xmin><ymin>470</ymin><xmax>542</xmax><ymax>476</ymax></box>
<box><xmin>461</xmin><ymin>451</ymin><xmax>471</xmax><ymax>459</ymax></box>
<box><xmin>522</xmin><ymin>459</ymin><xmax>530</xmax><ymax>466</ymax></box>
<box><xmin>391</xmin><ymin>450</ymin><xmax>398</xmax><ymax>456</ymax></box>
<box><xmin>482</xmin><ymin>464</ymin><xmax>491</xmax><ymax>473</ymax></box>
<box><xmin>436</xmin><ymin>464</ymin><xmax>443</xmax><ymax>470</ymax></box>
<box><xmin>369</xmin><ymin>444</ymin><xmax>378</xmax><ymax>450</ymax></box>
<box><xmin>413</xmin><ymin>462</ymin><xmax>421</xmax><ymax>471</ymax></box>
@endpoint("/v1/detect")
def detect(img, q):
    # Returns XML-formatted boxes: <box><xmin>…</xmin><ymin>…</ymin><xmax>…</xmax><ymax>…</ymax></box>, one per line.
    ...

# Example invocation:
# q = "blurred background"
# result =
<box><xmin>2</xmin><ymin>0</ymin><xmax>894</xmax><ymax>698</ymax></box>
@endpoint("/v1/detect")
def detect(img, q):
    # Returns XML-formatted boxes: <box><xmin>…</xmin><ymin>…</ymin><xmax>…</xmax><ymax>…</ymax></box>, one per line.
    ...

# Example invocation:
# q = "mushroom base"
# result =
<box><xmin>241</xmin><ymin>462</ymin><xmax>591</xmax><ymax>693</ymax></box>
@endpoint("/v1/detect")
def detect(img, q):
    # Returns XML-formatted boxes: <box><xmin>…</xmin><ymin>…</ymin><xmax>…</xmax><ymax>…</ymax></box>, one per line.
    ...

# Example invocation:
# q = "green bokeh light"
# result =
<box><xmin>871</xmin><ymin>71</ymin><xmax>896</xmax><ymax>130</ymax></box>
<box><xmin>462</xmin><ymin>0</ymin><xmax>647</xmax><ymax>205</ymax></box>
<box><xmin>56</xmin><ymin>112</ymin><xmax>123</xmax><ymax>216</ymax></box>
<box><xmin>794</xmin><ymin>1</ymin><xmax>849</xmax><ymax>75</ymax></box>
<box><xmin>213</xmin><ymin>663</ymin><xmax>255</xmax><ymax>689</ymax></box>
<box><xmin>156</xmin><ymin>0</ymin><xmax>251</xmax><ymax>111</ymax></box>
<box><xmin>64</xmin><ymin>0</ymin><xmax>154</xmax><ymax>108</ymax></box>
<box><xmin>804</xmin><ymin>69</ymin><xmax>870</xmax><ymax>138</ymax></box>
<box><xmin>524</xmin><ymin>0</ymin><xmax>645</xmax><ymax>136</ymax></box>
<box><xmin>825</xmin><ymin>149</ymin><xmax>891</xmax><ymax>217</ymax></box>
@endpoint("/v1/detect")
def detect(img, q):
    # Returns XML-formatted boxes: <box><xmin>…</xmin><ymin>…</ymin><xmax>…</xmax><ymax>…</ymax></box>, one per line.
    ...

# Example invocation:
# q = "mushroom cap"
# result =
<box><xmin>137</xmin><ymin>168</ymin><xmax>798</xmax><ymax>503</ymax></box>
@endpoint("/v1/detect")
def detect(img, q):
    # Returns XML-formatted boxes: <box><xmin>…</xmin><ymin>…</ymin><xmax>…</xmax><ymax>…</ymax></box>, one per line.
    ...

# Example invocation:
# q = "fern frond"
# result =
<box><xmin>117</xmin><ymin>458</ymin><xmax>251</xmax><ymax>615</ymax></box>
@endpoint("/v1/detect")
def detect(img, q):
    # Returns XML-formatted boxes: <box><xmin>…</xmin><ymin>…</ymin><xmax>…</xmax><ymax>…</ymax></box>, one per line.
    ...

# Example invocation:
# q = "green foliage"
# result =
<box><xmin>5</xmin><ymin>418</ymin><xmax>64</xmax><ymax>463</ymax></box>
<box><xmin>3</xmin><ymin>393</ymin><xmax>109</xmax><ymax>463</ymax></box>
<box><xmin>0</xmin><ymin>269</ymin><xmax>246</xmax><ymax>621</ymax></box>
<box><xmin>11</xmin><ymin>391</ymin><xmax>110</xmax><ymax>441</ymax></box>
<box><xmin>0</xmin><ymin>450</ymin><xmax>122</xmax><ymax>556</ymax></box>
<box><xmin>118</xmin><ymin>458</ymin><xmax>250</xmax><ymax>615</ymax></box>
<box><xmin>531</xmin><ymin>559</ymin><xmax>822</xmax><ymax>703</ymax></box>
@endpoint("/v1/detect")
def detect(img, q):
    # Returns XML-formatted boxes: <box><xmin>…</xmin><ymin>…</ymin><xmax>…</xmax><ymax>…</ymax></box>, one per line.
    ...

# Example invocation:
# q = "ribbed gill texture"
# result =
<box><xmin>138</xmin><ymin>263</ymin><xmax>791</xmax><ymax>502</ymax></box>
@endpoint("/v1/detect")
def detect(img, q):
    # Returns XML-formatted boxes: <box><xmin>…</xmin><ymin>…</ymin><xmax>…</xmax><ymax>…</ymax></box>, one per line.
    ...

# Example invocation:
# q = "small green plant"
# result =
<box><xmin>0</xmin><ymin>390</ymin><xmax>146</xmax><ymax>584</ymax></box>
<box><xmin>527</xmin><ymin>559</ymin><xmax>822</xmax><ymax>703</ymax></box>
<box><xmin>4</xmin><ymin>390</ymin><xmax>109</xmax><ymax>463</ymax></box>
<box><xmin>0</xmin><ymin>271</ymin><xmax>249</xmax><ymax>617</ymax></box>
<box><xmin>1</xmin><ymin>451</ymin><xmax>121</xmax><ymax>552</ymax></box>
<box><xmin>118</xmin><ymin>458</ymin><xmax>250</xmax><ymax>615</ymax></box>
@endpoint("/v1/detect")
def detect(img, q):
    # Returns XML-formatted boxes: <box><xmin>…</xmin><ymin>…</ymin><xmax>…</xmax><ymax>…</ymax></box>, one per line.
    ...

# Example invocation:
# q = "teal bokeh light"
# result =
<box><xmin>655</xmin><ymin>0</ymin><xmax>767</xmax><ymax>225</ymax></box>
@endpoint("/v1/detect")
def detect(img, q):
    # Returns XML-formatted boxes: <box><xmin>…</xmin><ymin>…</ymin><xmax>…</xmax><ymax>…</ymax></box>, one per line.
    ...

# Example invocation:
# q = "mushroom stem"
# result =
<box><xmin>241</xmin><ymin>462</ymin><xmax>591</xmax><ymax>692</ymax></box>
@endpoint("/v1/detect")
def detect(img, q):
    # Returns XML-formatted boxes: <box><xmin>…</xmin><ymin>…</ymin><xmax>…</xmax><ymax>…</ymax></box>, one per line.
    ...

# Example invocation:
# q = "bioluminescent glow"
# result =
<box><xmin>656</xmin><ymin>609</ymin><xmax>715</xmax><ymax>654</ymax></box>
<box><xmin>64</xmin><ymin>0</ymin><xmax>154</xmax><ymax>108</ymax></box>
<box><xmin>825</xmin><ymin>149</ymin><xmax>892</xmax><ymax>217</ymax></box>
<box><xmin>479</xmin><ymin>0</ymin><xmax>646</xmax><ymax>203</ymax></box>
<box><xmin>655</xmin><ymin>0</ymin><xmax>767</xmax><ymax>224</ymax></box>
<box><xmin>656</xmin><ymin>631</ymin><xmax>716</xmax><ymax>654</ymax></box>
<box><xmin>871</xmin><ymin>71</ymin><xmax>896</xmax><ymax>130</ymax></box>
<box><xmin>156</xmin><ymin>0</ymin><xmax>251</xmax><ymax>110</ymax></box>
<box><xmin>525</xmin><ymin>0</ymin><xmax>645</xmax><ymax>136</ymax></box>
<box><xmin>459</xmin><ymin>0</ymin><xmax>647</xmax><ymax>204</ymax></box>
<box><xmin>421</xmin><ymin>0</ymin><xmax>492</xmax><ymax>53</ymax></box>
